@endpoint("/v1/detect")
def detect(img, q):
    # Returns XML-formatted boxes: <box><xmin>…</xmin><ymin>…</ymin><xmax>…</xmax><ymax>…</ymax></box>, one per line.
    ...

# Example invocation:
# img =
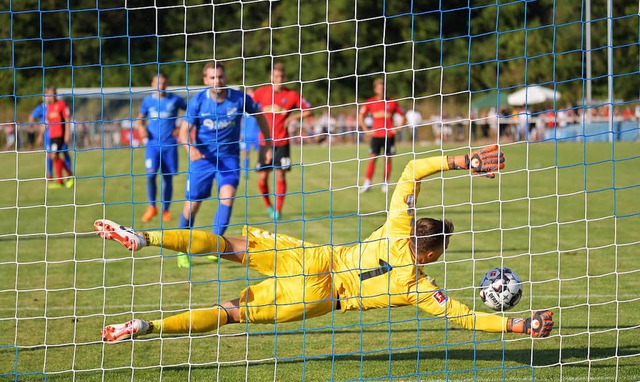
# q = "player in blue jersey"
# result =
<box><xmin>136</xmin><ymin>73</ymin><xmax>187</xmax><ymax>223</ymax></box>
<box><xmin>239</xmin><ymin>87</ymin><xmax>262</xmax><ymax>171</ymax></box>
<box><xmin>176</xmin><ymin>62</ymin><xmax>272</xmax><ymax>268</ymax></box>
<box><xmin>29</xmin><ymin>88</ymin><xmax>74</xmax><ymax>188</ymax></box>
<box><xmin>240</xmin><ymin>112</ymin><xmax>261</xmax><ymax>170</ymax></box>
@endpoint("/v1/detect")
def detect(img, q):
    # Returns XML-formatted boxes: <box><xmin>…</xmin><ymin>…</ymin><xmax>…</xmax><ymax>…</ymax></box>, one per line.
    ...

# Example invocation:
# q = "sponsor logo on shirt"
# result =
<box><xmin>203</xmin><ymin>118</ymin><xmax>215</xmax><ymax>130</ymax></box>
<box><xmin>405</xmin><ymin>194</ymin><xmax>415</xmax><ymax>215</ymax></box>
<box><xmin>433</xmin><ymin>290</ymin><xmax>447</xmax><ymax>306</ymax></box>
<box><xmin>202</xmin><ymin>116</ymin><xmax>235</xmax><ymax>130</ymax></box>
<box><xmin>149</xmin><ymin>108</ymin><xmax>172</xmax><ymax>119</ymax></box>
<box><xmin>263</xmin><ymin>105</ymin><xmax>288</xmax><ymax>113</ymax></box>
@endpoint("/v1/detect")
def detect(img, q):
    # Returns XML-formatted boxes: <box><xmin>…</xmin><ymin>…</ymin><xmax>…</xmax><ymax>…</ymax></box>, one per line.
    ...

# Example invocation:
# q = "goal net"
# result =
<box><xmin>2</xmin><ymin>1</ymin><xmax>639</xmax><ymax>380</ymax></box>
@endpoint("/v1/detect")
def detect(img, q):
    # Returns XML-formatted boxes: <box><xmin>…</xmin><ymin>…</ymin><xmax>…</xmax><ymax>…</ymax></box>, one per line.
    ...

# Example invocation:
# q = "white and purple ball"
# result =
<box><xmin>479</xmin><ymin>267</ymin><xmax>522</xmax><ymax>311</ymax></box>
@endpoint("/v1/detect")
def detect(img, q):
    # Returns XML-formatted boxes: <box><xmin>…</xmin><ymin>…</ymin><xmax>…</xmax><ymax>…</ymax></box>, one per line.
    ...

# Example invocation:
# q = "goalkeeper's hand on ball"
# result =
<box><xmin>508</xmin><ymin>310</ymin><xmax>554</xmax><ymax>338</ymax></box>
<box><xmin>451</xmin><ymin>144</ymin><xmax>505</xmax><ymax>178</ymax></box>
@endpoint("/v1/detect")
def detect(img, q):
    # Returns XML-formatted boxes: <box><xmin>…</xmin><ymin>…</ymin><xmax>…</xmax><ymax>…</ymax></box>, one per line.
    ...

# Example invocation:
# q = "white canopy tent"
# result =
<box><xmin>508</xmin><ymin>86</ymin><xmax>561</xmax><ymax>106</ymax></box>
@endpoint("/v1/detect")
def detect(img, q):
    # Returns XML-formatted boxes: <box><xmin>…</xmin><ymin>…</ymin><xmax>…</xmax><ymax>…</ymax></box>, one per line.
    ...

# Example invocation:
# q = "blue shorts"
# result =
<box><xmin>185</xmin><ymin>155</ymin><xmax>240</xmax><ymax>200</ymax></box>
<box><xmin>240</xmin><ymin>138</ymin><xmax>260</xmax><ymax>152</ymax></box>
<box><xmin>145</xmin><ymin>145</ymin><xmax>179</xmax><ymax>175</ymax></box>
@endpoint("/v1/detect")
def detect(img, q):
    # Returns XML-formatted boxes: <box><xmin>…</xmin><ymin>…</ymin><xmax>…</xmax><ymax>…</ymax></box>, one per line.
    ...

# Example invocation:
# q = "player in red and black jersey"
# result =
<box><xmin>252</xmin><ymin>63</ymin><xmax>311</xmax><ymax>220</ymax></box>
<box><xmin>40</xmin><ymin>87</ymin><xmax>72</xmax><ymax>189</ymax></box>
<box><xmin>359</xmin><ymin>78</ymin><xmax>406</xmax><ymax>193</ymax></box>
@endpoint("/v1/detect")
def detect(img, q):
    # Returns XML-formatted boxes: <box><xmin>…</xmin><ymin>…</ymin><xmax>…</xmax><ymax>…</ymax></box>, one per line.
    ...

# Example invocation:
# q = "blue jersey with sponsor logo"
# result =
<box><xmin>139</xmin><ymin>93</ymin><xmax>187</xmax><ymax>145</ymax></box>
<box><xmin>184</xmin><ymin>88</ymin><xmax>260</xmax><ymax>157</ymax></box>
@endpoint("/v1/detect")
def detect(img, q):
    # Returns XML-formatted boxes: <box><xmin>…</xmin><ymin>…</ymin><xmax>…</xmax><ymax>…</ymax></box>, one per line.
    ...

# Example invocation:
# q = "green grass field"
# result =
<box><xmin>0</xmin><ymin>141</ymin><xmax>639</xmax><ymax>381</ymax></box>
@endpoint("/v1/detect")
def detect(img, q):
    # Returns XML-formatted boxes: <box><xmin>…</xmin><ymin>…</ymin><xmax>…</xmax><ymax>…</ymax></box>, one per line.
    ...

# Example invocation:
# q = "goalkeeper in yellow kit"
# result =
<box><xmin>96</xmin><ymin>145</ymin><xmax>554</xmax><ymax>342</ymax></box>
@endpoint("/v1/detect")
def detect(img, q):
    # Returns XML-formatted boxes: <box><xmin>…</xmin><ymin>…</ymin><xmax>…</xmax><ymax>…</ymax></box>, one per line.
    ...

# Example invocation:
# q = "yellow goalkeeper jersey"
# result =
<box><xmin>332</xmin><ymin>156</ymin><xmax>507</xmax><ymax>332</ymax></box>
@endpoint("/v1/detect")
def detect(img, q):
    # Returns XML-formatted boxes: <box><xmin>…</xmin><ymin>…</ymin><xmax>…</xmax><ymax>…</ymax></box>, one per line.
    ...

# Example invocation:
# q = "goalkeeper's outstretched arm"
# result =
<box><xmin>387</xmin><ymin>145</ymin><xmax>505</xmax><ymax>238</ymax></box>
<box><xmin>415</xmin><ymin>287</ymin><xmax>554</xmax><ymax>338</ymax></box>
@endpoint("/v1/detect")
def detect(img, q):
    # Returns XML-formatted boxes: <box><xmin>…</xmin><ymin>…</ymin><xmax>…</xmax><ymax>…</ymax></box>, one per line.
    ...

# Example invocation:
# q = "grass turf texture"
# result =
<box><xmin>0</xmin><ymin>142</ymin><xmax>639</xmax><ymax>381</ymax></box>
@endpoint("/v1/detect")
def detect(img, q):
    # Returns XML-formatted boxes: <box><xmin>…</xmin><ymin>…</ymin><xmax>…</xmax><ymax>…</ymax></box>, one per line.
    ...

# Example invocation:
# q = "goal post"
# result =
<box><xmin>2</xmin><ymin>1</ymin><xmax>639</xmax><ymax>380</ymax></box>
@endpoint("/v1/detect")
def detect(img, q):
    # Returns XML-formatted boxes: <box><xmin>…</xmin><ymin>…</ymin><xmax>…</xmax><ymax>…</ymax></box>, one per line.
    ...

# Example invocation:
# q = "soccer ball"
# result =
<box><xmin>479</xmin><ymin>267</ymin><xmax>522</xmax><ymax>311</ymax></box>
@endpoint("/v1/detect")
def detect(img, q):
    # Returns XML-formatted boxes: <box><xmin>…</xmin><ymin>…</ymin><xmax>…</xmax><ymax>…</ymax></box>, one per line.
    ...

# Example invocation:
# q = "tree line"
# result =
<box><xmin>1</xmin><ymin>0</ymin><xmax>637</xmax><ymax>117</ymax></box>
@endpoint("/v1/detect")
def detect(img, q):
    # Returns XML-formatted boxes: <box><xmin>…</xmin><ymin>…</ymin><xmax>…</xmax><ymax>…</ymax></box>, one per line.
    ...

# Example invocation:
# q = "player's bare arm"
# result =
<box><xmin>135</xmin><ymin>112</ymin><xmax>148</xmax><ymax>139</ymax></box>
<box><xmin>254</xmin><ymin>113</ymin><xmax>272</xmax><ymax>163</ymax></box>
<box><xmin>397</xmin><ymin>112</ymin><xmax>406</xmax><ymax>128</ymax></box>
<box><xmin>358</xmin><ymin>112</ymin><xmax>369</xmax><ymax>132</ymax></box>
<box><xmin>284</xmin><ymin>109</ymin><xmax>312</xmax><ymax>127</ymax></box>
<box><xmin>29</xmin><ymin>115</ymin><xmax>44</xmax><ymax>146</ymax></box>
<box><xmin>178</xmin><ymin>120</ymin><xmax>204</xmax><ymax>161</ymax></box>
<box><xmin>63</xmin><ymin>120</ymin><xmax>70</xmax><ymax>145</ymax></box>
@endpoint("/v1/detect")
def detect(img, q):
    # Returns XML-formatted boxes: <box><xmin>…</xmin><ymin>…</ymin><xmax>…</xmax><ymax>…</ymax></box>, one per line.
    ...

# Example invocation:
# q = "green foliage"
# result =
<box><xmin>2</xmin><ymin>1</ymin><xmax>639</xmax><ymax>114</ymax></box>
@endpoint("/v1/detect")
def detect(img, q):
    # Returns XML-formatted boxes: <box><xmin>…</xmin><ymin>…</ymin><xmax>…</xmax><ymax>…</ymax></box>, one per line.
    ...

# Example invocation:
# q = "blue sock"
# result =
<box><xmin>64</xmin><ymin>152</ymin><xmax>72</xmax><ymax>174</ymax></box>
<box><xmin>47</xmin><ymin>157</ymin><xmax>53</xmax><ymax>178</ymax></box>
<box><xmin>179</xmin><ymin>211</ymin><xmax>194</xmax><ymax>229</ymax></box>
<box><xmin>162</xmin><ymin>175</ymin><xmax>173</xmax><ymax>211</ymax></box>
<box><xmin>213</xmin><ymin>204</ymin><xmax>232</xmax><ymax>235</ymax></box>
<box><xmin>146</xmin><ymin>174</ymin><xmax>157</xmax><ymax>207</ymax></box>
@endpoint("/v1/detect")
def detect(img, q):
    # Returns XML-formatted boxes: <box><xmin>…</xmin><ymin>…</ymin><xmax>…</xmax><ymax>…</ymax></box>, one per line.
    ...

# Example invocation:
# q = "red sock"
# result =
<box><xmin>365</xmin><ymin>160</ymin><xmax>375</xmax><ymax>181</ymax></box>
<box><xmin>258</xmin><ymin>180</ymin><xmax>272</xmax><ymax>208</ymax></box>
<box><xmin>275</xmin><ymin>179</ymin><xmax>286</xmax><ymax>212</ymax></box>
<box><xmin>384</xmin><ymin>159</ymin><xmax>392</xmax><ymax>183</ymax></box>
<box><xmin>53</xmin><ymin>158</ymin><xmax>64</xmax><ymax>184</ymax></box>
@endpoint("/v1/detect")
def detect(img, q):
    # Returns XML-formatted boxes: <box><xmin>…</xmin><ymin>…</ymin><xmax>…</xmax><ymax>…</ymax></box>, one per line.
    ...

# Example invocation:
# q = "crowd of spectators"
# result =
<box><xmin>469</xmin><ymin>104</ymin><xmax>640</xmax><ymax>143</ymax></box>
<box><xmin>2</xmin><ymin>103</ymin><xmax>639</xmax><ymax>151</ymax></box>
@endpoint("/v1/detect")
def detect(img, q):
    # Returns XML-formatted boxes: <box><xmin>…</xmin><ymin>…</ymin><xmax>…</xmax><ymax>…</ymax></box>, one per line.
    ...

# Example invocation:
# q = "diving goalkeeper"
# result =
<box><xmin>95</xmin><ymin>145</ymin><xmax>554</xmax><ymax>342</ymax></box>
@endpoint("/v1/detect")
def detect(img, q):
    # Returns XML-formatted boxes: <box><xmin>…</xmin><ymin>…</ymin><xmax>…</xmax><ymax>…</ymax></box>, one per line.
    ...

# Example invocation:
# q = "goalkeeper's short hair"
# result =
<box><xmin>413</xmin><ymin>218</ymin><xmax>454</xmax><ymax>255</ymax></box>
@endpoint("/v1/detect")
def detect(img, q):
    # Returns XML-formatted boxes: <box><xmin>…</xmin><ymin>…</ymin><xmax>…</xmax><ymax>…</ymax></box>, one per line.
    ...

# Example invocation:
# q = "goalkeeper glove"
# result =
<box><xmin>509</xmin><ymin>310</ymin><xmax>554</xmax><ymax>338</ymax></box>
<box><xmin>452</xmin><ymin>144</ymin><xmax>505</xmax><ymax>178</ymax></box>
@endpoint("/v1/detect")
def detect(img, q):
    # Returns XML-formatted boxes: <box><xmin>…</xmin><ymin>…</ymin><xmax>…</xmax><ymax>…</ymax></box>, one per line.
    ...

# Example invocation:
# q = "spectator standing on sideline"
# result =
<box><xmin>405</xmin><ymin>108</ymin><xmax>423</xmax><ymax>143</ymax></box>
<box><xmin>3</xmin><ymin>123</ymin><xmax>15</xmax><ymax>150</ymax></box>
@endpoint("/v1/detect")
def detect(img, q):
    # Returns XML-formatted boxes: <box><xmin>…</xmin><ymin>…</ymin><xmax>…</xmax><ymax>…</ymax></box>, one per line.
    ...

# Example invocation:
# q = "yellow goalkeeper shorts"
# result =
<box><xmin>238</xmin><ymin>226</ymin><xmax>335</xmax><ymax>324</ymax></box>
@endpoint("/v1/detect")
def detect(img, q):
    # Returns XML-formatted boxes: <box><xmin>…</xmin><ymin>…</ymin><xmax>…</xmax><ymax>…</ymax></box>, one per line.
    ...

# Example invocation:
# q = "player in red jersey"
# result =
<box><xmin>40</xmin><ymin>87</ymin><xmax>72</xmax><ymax>189</ymax></box>
<box><xmin>252</xmin><ymin>63</ymin><xmax>311</xmax><ymax>220</ymax></box>
<box><xmin>359</xmin><ymin>78</ymin><xmax>406</xmax><ymax>193</ymax></box>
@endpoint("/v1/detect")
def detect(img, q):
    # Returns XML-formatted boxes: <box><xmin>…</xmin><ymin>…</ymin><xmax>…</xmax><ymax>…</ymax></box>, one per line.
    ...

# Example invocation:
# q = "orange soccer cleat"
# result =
<box><xmin>141</xmin><ymin>206</ymin><xmax>158</xmax><ymax>222</ymax></box>
<box><xmin>162</xmin><ymin>210</ymin><xmax>171</xmax><ymax>222</ymax></box>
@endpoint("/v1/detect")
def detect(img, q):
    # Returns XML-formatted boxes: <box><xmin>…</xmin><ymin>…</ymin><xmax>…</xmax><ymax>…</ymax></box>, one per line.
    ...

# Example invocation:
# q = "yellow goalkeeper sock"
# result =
<box><xmin>150</xmin><ymin>306</ymin><xmax>229</xmax><ymax>334</ymax></box>
<box><xmin>144</xmin><ymin>230</ymin><xmax>227</xmax><ymax>255</ymax></box>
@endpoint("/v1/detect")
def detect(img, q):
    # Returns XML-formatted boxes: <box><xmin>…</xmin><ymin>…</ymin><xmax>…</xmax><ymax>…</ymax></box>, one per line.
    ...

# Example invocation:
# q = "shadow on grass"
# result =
<box><xmin>5</xmin><ymin>324</ymin><xmax>638</xmax><ymax>352</ymax></box>
<box><xmin>14</xmin><ymin>345</ymin><xmax>637</xmax><ymax>381</ymax></box>
<box><xmin>136</xmin><ymin>345</ymin><xmax>640</xmax><ymax>372</ymax></box>
<box><xmin>4</xmin><ymin>340</ymin><xmax>639</xmax><ymax>381</ymax></box>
